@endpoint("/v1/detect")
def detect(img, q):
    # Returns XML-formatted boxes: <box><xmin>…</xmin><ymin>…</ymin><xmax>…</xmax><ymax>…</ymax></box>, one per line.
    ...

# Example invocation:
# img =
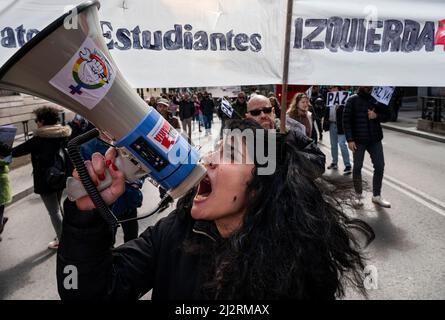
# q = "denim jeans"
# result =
<box><xmin>329</xmin><ymin>122</ymin><xmax>351</xmax><ymax>167</ymax></box>
<box><xmin>203</xmin><ymin>114</ymin><xmax>212</xmax><ymax>130</ymax></box>
<box><xmin>352</xmin><ymin>141</ymin><xmax>385</xmax><ymax>197</ymax></box>
<box><xmin>40</xmin><ymin>191</ymin><xmax>63</xmax><ymax>239</ymax></box>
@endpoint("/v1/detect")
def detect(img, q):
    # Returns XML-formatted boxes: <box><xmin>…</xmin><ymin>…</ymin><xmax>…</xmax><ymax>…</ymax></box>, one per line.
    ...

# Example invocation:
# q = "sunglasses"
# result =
<box><xmin>248</xmin><ymin>107</ymin><xmax>273</xmax><ymax>116</ymax></box>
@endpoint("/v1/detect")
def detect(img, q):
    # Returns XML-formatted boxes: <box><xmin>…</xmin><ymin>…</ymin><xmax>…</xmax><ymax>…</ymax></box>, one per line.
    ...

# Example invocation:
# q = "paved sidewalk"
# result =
<box><xmin>8</xmin><ymin>162</ymin><xmax>33</xmax><ymax>205</ymax></box>
<box><xmin>382</xmin><ymin>109</ymin><xmax>445</xmax><ymax>143</ymax></box>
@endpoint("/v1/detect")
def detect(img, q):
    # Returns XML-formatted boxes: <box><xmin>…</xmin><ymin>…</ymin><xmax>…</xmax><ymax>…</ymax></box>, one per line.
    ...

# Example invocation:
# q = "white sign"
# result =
<box><xmin>0</xmin><ymin>0</ymin><xmax>285</xmax><ymax>88</ymax></box>
<box><xmin>289</xmin><ymin>0</ymin><xmax>445</xmax><ymax>86</ymax></box>
<box><xmin>326</xmin><ymin>91</ymin><xmax>351</xmax><ymax>107</ymax></box>
<box><xmin>371</xmin><ymin>86</ymin><xmax>395</xmax><ymax>105</ymax></box>
<box><xmin>220</xmin><ymin>97</ymin><xmax>234</xmax><ymax>118</ymax></box>
<box><xmin>206</xmin><ymin>86</ymin><xmax>241</xmax><ymax>98</ymax></box>
<box><xmin>49</xmin><ymin>37</ymin><xmax>116</xmax><ymax>109</ymax></box>
<box><xmin>1</xmin><ymin>0</ymin><xmax>445</xmax><ymax>87</ymax></box>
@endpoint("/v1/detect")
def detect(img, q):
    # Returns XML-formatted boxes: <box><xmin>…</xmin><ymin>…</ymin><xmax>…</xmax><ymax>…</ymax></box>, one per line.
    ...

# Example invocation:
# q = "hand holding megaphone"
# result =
<box><xmin>66</xmin><ymin>146</ymin><xmax>149</xmax><ymax>202</ymax></box>
<box><xmin>69</xmin><ymin>148</ymin><xmax>126</xmax><ymax>211</ymax></box>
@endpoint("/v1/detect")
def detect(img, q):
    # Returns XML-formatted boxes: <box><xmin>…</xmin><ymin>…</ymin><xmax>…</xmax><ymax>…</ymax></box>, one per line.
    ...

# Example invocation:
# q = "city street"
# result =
<box><xmin>1</xmin><ymin>118</ymin><xmax>444</xmax><ymax>300</ymax></box>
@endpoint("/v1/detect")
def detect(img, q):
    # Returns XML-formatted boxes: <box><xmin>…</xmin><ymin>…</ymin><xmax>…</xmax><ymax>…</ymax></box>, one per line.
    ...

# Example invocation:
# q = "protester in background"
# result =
<box><xmin>0</xmin><ymin>153</ymin><xmax>11</xmax><ymax>242</ymax></box>
<box><xmin>68</xmin><ymin>114</ymin><xmax>94</xmax><ymax>140</ymax></box>
<box><xmin>157</xmin><ymin>98</ymin><xmax>181</xmax><ymax>199</ymax></box>
<box><xmin>192</xmin><ymin>94</ymin><xmax>202</xmax><ymax>133</ymax></box>
<box><xmin>287</xmin><ymin>93</ymin><xmax>313</xmax><ymax>138</ymax></box>
<box><xmin>309</xmin><ymin>86</ymin><xmax>325</xmax><ymax>141</ymax></box>
<box><xmin>245</xmin><ymin>94</ymin><xmax>325</xmax><ymax>178</ymax></box>
<box><xmin>57</xmin><ymin>119</ymin><xmax>372</xmax><ymax>300</ymax></box>
<box><xmin>232</xmin><ymin>91</ymin><xmax>247</xmax><ymax>119</ymax></box>
<box><xmin>0</xmin><ymin>106</ymin><xmax>71</xmax><ymax>249</ymax></box>
<box><xmin>157</xmin><ymin>98</ymin><xmax>181</xmax><ymax>130</ymax></box>
<box><xmin>178</xmin><ymin>93</ymin><xmax>194</xmax><ymax>142</ymax></box>
<box><xmin>200</xmin><ymin>91</ymin><xmax>215</xmax><ymax>136</ymax></box>
<box><xmin>168</xmin><ymin>96</ymin><xmax>179</xmax><ymax>117</ymax></box>
<box><xmin>146</xmin><ymin>96</ymin><xmax>157</xmax><ymax>108</ymax></box>
<box><xmin>323</xmin><ymin>87</ymin><xmax>352</xmax><ymax>175</ymax></box>
<box><xmin>269</xmin><ymin>96</ymin><xmax>281</xmax><ymax>119</ymax></box>
<box><xmin>343</xmin><ymin>86</ymin><xmax>391</xmax><ymax>208</ymax></box>
<box><xmin>389</xmin><ymin>87</ymin><xmax>404</xmax><ymax>122</ymax></box>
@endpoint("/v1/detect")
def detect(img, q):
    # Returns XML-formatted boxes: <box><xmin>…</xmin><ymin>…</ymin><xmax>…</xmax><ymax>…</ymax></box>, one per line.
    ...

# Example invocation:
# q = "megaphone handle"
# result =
<box><xmin>66</xmin><ymin>169</ymin><xmax>113</xmax><ymax>202</ymax></box>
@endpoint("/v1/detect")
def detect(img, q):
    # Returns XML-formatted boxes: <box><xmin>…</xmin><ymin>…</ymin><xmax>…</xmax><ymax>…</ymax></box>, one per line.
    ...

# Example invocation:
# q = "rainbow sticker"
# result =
<box><xmin>49</xmin><ymin>37</ymin><xmax>116</xmax><ymax>110</ymax></box>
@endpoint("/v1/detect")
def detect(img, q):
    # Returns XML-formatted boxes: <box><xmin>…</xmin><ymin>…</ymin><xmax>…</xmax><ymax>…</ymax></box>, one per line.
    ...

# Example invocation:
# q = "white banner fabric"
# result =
<box><xmin>289</xmin><ymin>0</ymin><xmax>445</xmax><ymax>86</ymax></box>
<box><xmin>2</xmin><ymin>0</ymin><xmax>445</xmax><ymax>87</ymax></box>
<box><xmin>0</xmin><ymin>0</ymin><xmax>285</xmax><ymax>88</ymax></box>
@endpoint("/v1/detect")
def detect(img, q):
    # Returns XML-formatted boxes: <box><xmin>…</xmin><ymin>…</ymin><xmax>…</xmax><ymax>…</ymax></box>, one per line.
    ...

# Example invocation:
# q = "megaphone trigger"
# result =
<box><xmin>66</xmin><ymin>148</ymin><xmax>149</xmax><ymax>202</ymax></box>
<box><xmin>66</xmin><ymin>168</ymin><xmax>113</xmax><ymax>202</ymax></box>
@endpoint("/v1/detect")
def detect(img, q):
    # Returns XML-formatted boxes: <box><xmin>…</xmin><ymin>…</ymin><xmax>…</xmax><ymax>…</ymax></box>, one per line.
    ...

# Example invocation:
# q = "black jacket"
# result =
<box><xmin>57</xmin><ymin>200</ymin><xmax>217</xmax><ymax>300</ymax></box>
<box><xmin>232</xmin><ymin>100</ymin><xmax>247</xmax><ymax>119</ymax></box>
<box><xmin>200</xmin><ymin>98</ymin><xmax>215</xmax><ymax>116</ymax></box>
<box><xmin>343</xmin><ymin>92</ymin><xmax>390</xmax><ymax>144</ymax></box>
<box><xmin>285</xmin><ymin>127</ymin><xmax>325</xmax><ymax>179</ymax></box>
<box><xmin>178</xmin><ymin>100</ymin><xmax>195</xmax><ymax>120</ymax></box>
<box><xmin>5</xmin><ymin>125</ymin><xmax>71</xmax><ymax>194</ymax></box>
<box><xmin>323</xmin><ymin>105</ymin><xmax>345</xmax><ymax>134</ymax></box>
<box><xmin>57</xmin><ymin>198</ymin><xmax>335</xmax><ymax>300</ymax></box>
<box><xmin>56</xmin><ymin>127</ymin><xmax>327</xmax><ymax>301</ymax></box>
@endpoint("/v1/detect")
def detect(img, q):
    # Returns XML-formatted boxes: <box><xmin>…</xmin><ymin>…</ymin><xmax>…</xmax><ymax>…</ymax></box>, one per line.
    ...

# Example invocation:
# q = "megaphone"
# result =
<box><xmin>0</xmin><ymin>0</ymin><xmax>206</xmax><ymax>201</ymax></box>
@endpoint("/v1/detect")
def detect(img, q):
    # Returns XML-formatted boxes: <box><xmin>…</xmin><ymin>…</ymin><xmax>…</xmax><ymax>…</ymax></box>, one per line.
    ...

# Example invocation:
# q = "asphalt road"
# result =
<box><xmin>1</xmin><ymin>120</ymin><xmax>444</xmax><ymax>300</ymax></box>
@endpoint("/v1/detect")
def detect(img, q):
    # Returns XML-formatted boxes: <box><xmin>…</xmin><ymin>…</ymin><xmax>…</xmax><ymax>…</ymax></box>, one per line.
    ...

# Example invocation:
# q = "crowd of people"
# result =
<box><xmin>0</xmin><ymin>84</ymin><xmax>396</xmax><ymax>300</ymax></box>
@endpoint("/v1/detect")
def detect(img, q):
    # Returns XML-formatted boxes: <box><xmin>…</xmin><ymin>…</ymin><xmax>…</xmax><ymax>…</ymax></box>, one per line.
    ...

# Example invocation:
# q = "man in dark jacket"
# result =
<box><xmin>309</xmin><ymin>86</ymin><xmax>325</xmax><ymax>141</ymax></box>
<box><xmin>343</xmin><ymin>87</ymin><xmax>391</xmax><ymax>207</ymax></box>
<box><xmin>200</xmin><ymin>92</ymin><xmax>215</xmax><ymax>136</ymax></box>
<box><xmin>178</xmin><ymin>93</ymin><xmax>195</xmax><ymax>142</ymax></box>
<box><xmin>246</xmin><ymin>94</ymin><xmax>325</xmax><ymax>178</ymax></box>
<box><xmin>232</xmin><ymin>91</ymin><xmax>247</xmax><ymax>119</ymax></box>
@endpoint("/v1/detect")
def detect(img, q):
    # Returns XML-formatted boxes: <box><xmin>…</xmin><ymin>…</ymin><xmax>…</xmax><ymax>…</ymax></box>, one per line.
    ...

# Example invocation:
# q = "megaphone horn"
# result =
<box><xmin>0</xmin><ymin>0</ymin><xmax>206</xmax><ymax>203</ymax></box>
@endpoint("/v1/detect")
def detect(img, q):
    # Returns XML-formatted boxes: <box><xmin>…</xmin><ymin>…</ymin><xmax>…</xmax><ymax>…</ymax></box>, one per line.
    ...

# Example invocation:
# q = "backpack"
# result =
<box><xmin>45</xmin><ymin>146</ymin><xmax>68</xmax><ymax>191</ymax></box>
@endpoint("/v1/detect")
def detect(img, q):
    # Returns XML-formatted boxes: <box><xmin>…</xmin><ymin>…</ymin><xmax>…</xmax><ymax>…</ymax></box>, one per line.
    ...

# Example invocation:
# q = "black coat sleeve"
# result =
<box><xmin>57</xmin><ymin>200</ymin><xmax>162</xmax><ymax>300</ymax></box>
<box><xmin>374</xmin><ymin>103</ymin><xmax>391</xmax><ymax>123</ymax></box>
<box><xmin>286</xmin><ymin>129</ymin><xmax>326</xmax><ymax>178</ymax></box>
<box><xmin>343</xmin><ymin>97</ymin><xmax>354</xmax><ymax>142</ymax></box>
<box><xmin>322</xmin><ymin>107</ymin><xmax>330</xmax><ymax>132</ymax></box>
<box><xmin>0</xmin><ymin>138</ymin><xmax>36</xmax><ymax>158</ymax></box>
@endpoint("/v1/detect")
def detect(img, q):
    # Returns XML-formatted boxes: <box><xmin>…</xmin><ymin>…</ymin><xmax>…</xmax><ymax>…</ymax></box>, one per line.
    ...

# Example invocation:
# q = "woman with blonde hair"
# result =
<box><xmin>287</xmin><ymin>93</ymin><xmax>315</xmax><ymax>140</ymax></box>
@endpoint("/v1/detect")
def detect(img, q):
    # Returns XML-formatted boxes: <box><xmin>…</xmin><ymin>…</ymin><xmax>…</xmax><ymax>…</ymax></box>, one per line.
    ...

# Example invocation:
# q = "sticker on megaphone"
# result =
<box><xmin>49</xmin><ymin>37</ymin><xmax>116</xmax><ymax>109</ymax></box>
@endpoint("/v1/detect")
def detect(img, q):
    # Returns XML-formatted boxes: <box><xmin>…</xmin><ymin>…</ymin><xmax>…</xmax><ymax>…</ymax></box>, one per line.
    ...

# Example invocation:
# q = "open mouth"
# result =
<box><xmin>194</xmin><ymin>174</ymin><xmax>212</xmax><ymax>201</ymax></box>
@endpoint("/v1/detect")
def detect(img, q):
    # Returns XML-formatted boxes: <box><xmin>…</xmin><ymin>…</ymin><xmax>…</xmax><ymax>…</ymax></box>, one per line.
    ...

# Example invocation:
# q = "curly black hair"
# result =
<box><xmin>179</xmin><ymin>119</ymin><xmax>373</xmax><ymax>300</ymax></box>
<box><xmin>33</xmin><ymin>106</ymin><xmax>60</xmax><ymax>126</ymax></box>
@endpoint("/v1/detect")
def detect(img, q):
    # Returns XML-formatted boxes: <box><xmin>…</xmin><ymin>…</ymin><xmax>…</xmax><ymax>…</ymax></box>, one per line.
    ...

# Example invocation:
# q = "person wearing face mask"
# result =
<box><xmin>343</xmin><ymin>86</ymin><xmax>391</xmax><ymax>208</ymax></box>
<box><xmin>56</xmin><ymin>119</ymin><xmax>373</xmax><ymax>300</ymax></box>
<box><xmin>245</xmin><ymin>94</ymin><xmax>325</xmax><ymax>179</ymax></box>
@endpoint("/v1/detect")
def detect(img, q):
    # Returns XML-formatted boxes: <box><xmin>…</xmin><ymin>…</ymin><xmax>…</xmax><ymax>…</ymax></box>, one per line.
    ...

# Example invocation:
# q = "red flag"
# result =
<box><xmin>435</xmin><ymin>19</ymin><xmax>445</xmax><ymax>51</ymax></box>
